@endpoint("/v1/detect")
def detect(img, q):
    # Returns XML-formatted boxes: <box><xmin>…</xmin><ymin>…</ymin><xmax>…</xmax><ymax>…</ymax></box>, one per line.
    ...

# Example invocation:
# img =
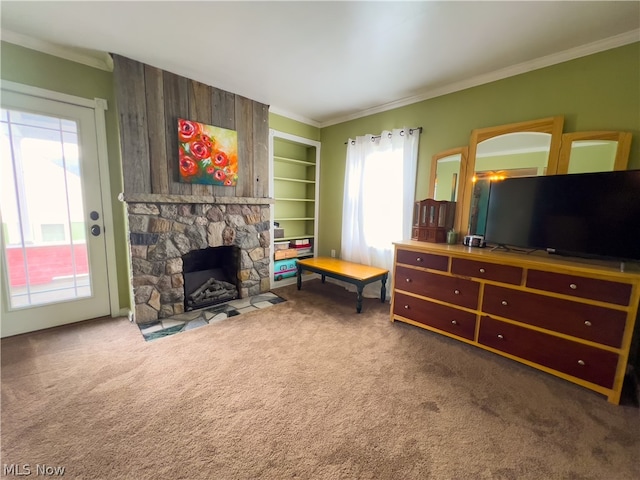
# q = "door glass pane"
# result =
<box><xmin>1</xmin><ymin>109</ymin><xmax>91</xmax><ymax>308</ymax></box>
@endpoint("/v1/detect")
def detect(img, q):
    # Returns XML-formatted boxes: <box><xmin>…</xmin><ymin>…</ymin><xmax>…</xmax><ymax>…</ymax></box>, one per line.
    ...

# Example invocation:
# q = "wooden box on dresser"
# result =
<box><xmin>391</xmin><ymin>240</ymin><xmax>640</xmax><ymax>404</ymax></box>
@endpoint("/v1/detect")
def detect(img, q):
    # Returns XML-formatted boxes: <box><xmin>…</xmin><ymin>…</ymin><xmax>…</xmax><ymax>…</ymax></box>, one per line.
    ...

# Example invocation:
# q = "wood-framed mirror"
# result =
<box><xmin>460</xmin><ymin>116</ymin><xmax>564</xmax><ymax>236</ymax></box>
<box><xmin>428</xmin><ymin>146</ymin><xmax>468</xmax><ymax>234</ymax></box>
<box><xmin>557</xmin><ymin>131</ymin><xmax>632</xmax><ymax>174</ymax></box>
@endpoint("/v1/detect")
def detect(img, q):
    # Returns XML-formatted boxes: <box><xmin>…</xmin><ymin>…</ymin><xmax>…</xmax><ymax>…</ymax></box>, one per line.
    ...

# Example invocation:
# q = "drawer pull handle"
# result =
<box><xmin>404</xmin><ymin>305</ymin><xmax>410</xmax><ymax>309</ymax></box>
<box><xmin>584</xmin><ymin>320</ymin><xmax>592</xmax><ymax>327</ymax></box>
<box><xmin>454</xmin><ymin>289</ymin><xmax>460</xmax><ymax>295</ymax></box>
<box><xmin>497</xmin><ymin>334</ymin><xmax>504</xmax><ymax>340</ymax></box>
<box><xmin>578</xmin><ymin>359</ymin><xmax>585</xmax><ymax>366</ymax></box>
<box><xmin>569</xmin><ymin>283</ymin><xmax>577</xmax><ymax>290</ymax></box>
<box><xmin>416</xmin><ymin>257</ymin><xmax>423</xmax><ymax>262</ymax></box>
<box><xmin>501</xmin><ymin>300</ymin><xmax>508</xmax><ymax>306</ymax></box>
<box><xmin>405</xmin><ymin>278</ymin><xmax>411</xmax><ymax>283</ymax></box>
<box><xmin>451</xmin><ymin>320</ymin><xmax>458</xmax><ymax>325</ymax></box>
<box><xmin>479</xmin><ymin>268</ymin><xmax>486</xmax><ymax>273</ymax></box>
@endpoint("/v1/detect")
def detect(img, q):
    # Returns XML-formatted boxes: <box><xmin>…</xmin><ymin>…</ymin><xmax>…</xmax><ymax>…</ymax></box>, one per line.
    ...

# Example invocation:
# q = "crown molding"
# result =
<box><xmin>1</xmin><ymin>29</ymin><xmax>114</xmax><ymax>72</ymax></box>
<box><xmin>319</xmin><ymin>29</ymin><xmax>640</xmax><ymax>128</ymax></box>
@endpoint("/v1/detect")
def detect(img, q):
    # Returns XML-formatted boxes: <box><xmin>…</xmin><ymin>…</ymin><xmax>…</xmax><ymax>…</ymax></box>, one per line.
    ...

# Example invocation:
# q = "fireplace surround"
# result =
<box><xmin>124</xmin><ymin>197</ymin><xmax>272</xmax><ymax>323</ymax></box>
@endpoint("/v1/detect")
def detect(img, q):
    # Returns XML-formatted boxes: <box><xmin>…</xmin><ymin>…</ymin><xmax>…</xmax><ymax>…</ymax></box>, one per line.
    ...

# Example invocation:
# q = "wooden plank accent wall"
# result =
<box><xmin>163</xmin><ymin>71</ymin><xmax>190</xmax><ymax>195</ymax></box>
<box><xmin>144</xmin><ymin>65</ymin><xmax>169</xmax><ymax>194</ymax></box>
<box><xmin>253</xmin><ymin>103</ymin><xmax>269</xmax><ymax>198</ymax></box>
<box><xmin>113</xmin><ymin>54</ymin><xmax>269</xmax><ymax>198</ymax></box>
<box><xmin>113</xmin><ymin>56</ymin><xmax>151</xmax><ymax>194</ymax></box>
<box><xmin>235</xmin><ymin>96</ymin><xmax>253</xmax><ymax>198</ymax></box>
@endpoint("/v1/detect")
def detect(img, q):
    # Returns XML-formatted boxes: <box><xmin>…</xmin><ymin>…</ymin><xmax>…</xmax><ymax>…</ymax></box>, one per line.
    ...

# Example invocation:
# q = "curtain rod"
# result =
<box><xmin>344</xmin><ymin>126</ymin><xmax>422</xmax><ymax>145</ymax></box>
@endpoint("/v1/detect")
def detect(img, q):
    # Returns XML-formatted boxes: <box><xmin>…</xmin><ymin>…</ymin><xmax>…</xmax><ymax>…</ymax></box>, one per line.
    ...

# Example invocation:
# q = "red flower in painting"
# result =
<box><xmin>214</xmin><ymin>169</ymin><xmax>227</xmax><ymax>182</ymax></box>
<box><xmin>224</xmin><ymin>177</ymin><xmax>234</xmax><ymax>186</ymax></box>
<box><xmin>199</xmin><ymin>134</ymin><xmax>213</xmax><ymax>149</ymax></box>
<box><xmin>180</xmin><ymin>156</ymin><xmax>198</xmax><ymax>177</ymax></box>
<box><xmin>190</xmin><ymin>141</ymin><xmax>211</xmax><ymax>160</ymax></box>
<box><xmin>178</xmin><ymin>119</ymin><xmax>199</xmax><ymax>142</ymax></box>
<box><xmin>213</xmin><ymin>151</ymin><xmax>229</xmax><ymax>167</ymax></box>
<box><xmin>206</xmin><ymin>166</ymin><xmax>215</xmax><ymax>174</ymax></box>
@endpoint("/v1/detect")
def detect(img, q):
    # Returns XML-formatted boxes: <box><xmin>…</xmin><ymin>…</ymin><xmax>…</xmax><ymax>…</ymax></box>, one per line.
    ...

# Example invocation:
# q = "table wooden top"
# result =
<box><xmin>297</xmin><ymin>257</ymin><xmax>388</xmax><ymax>281</ymax></box>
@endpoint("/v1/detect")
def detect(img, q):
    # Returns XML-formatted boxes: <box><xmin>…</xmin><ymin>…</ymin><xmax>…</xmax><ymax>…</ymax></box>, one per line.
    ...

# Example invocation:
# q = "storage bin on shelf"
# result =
<box><xmin>289</xmin><ymin>238</ymin><xmax>313</xmax><ymax>257</ymax></box>
<box><xmin>274</xmin><ymin>259</ymin><xmax>298</xmax><ymax>281</ymax></box>
<box><xmin>274</xmin><ymin>248</ymin><xmax>299</xmax><ymax>260</ymax></box>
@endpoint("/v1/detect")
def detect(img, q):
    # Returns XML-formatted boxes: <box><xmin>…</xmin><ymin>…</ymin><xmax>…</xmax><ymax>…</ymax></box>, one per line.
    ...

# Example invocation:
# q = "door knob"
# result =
<box><xmin>90</xmin><ymin>211</ymin><xmax>100</xmax><ymax>220</ymax></box>
<box><xmin>91</xmin><ymin>225</ymin><xmax>101</xmax><ymax>236</ymax></box>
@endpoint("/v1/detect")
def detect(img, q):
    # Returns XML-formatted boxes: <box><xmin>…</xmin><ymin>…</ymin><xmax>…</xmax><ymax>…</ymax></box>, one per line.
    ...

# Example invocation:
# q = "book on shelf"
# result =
<box><xmin>291</xmin><ymin>238</ymin><xmax>310</xmax><ymax>246</ymax></box>
<box><xmin>290</xmin><ymin>242</ymin><xmax>311</xmax><ymax>249</ymax></box>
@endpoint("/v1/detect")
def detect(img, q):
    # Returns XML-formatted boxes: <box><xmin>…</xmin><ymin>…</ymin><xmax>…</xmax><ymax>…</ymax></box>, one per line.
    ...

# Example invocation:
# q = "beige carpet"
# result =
<box><xmin>2</xmin><ymin>279</ymin><xmax>639</xmax><ymax>479</ymax></box>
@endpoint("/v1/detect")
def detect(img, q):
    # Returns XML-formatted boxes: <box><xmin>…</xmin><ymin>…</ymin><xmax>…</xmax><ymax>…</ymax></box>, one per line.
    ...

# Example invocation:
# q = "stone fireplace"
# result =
<box><xmin>126</xmin><ymin>199</ymin><xmax>271</xmax><ymax>324</ymax></box>
<box><xmin>112</xmin><ymin>55</ymin><xmax>273</xmax><ymax>325</ymax></box>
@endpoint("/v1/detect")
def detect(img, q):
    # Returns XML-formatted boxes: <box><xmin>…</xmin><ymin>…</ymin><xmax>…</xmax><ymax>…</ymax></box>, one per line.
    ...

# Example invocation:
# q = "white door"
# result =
<box><xmin>1</xmin><ymin>89</ymin><xmax>111</xmax><ymax>337</ymax></box>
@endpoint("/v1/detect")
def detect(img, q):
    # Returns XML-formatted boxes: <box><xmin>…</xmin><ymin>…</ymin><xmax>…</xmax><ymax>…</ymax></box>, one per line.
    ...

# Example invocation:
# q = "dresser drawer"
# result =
<box><xmin>526</xmin><ymin>270</ymin><xmax>632</xmax><ymax>306</ymax></box>
<box><xmin>451</xmin><ymin>258</ymin><xmax>522</xmax><ymax>285</ymax></box>
<box><xmin>395</xmin><ymin>265</ymin><xmax>480</xmax><ymax>309</ymax></box>
<box><xmin>478</xmin><ymin>317</ymin><xmax>618</xmax><ymax>388</ymax></box>
<box><xmin>482</xmin><ymin>285</ymin><xmax>627</xmax><ymax>348</ymax></box>
<box><xmin>394</xmin><ymin>292</ymin><xmax>476</xmax><ymax>340</ymax></box>
<box><xmin>396</xmin><ymin>249</ymin><xmax>448</xmax><ymax>271</ymax></box>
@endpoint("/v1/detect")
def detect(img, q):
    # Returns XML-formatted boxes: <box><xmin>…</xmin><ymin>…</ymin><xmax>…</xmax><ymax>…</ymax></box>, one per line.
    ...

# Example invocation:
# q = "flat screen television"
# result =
<box><xmin>483</xmin><ymin>169</ymin><xmax>640</xmax><ymax>262</ymax></box>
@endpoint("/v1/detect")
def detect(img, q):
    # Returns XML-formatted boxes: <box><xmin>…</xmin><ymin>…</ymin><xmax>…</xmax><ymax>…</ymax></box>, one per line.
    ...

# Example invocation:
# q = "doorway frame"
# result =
<box><xmin>1</xmin><ymin>79</ymin><xmax>120</xmax><ymax>318</ymax></box>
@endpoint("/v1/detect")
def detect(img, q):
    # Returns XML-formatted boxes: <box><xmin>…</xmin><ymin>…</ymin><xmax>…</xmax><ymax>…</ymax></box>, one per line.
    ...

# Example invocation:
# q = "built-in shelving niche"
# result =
<box><xmin>269</xmin><ymin>130</ymin><xmax>321</xmax><ymax>287</ymax></box>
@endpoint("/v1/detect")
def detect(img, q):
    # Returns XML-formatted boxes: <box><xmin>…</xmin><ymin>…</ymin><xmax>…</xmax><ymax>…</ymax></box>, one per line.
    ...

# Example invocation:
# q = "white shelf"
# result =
<box><xmin>275</xmin><ymin>217</ymin><xmax>314</xmax><ymax>221</ymax></box>
<box><xmin>274</xmin><ymin>156</ymin><xmax>316</xmax><ymax>167</ymax></box>
<box><xmin>275</xmin><ymin>197</ymin><xmax>315</xmax><ymax>202</ymax></box>
<box><xmin>274</xmin><ymin>176</ymin><xmax>315</xmax><ymax>184</ymax></box>
<box><xmin>276</xmin><ymin>235</ymin><xmax>315</xmax><ymax>241</ymax></box>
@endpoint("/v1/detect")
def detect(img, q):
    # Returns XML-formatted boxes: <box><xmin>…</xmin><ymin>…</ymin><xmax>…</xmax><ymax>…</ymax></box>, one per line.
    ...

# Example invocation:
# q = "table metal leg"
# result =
<box><xmin>356</xmin><ymin>284</ymin><xmax>364</xmax><ymax>313</ymax></box>
<box><xmin>380</xmin><ymin>273</ymin><xmax>388</xmax><ymax>303</ymax></box>
<box><xmin>297</xmin><ymin>264</ymin><xmax>303</xmax><ymax>290</ymax></box>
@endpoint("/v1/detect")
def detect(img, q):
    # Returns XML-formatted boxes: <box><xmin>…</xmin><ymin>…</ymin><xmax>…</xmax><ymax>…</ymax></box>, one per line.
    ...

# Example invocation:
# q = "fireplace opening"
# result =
<box><xmin>182</xmin><ymin>246</ymin><xmax>240</xmax><ymax>311</ymax></box>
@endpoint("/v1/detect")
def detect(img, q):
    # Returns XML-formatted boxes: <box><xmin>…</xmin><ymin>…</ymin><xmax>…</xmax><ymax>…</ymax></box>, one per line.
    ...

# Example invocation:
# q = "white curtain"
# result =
<box><xmin>341</xmin><ymin>127</ymin><xmax>420</xmax><ymax>298</ymax></box>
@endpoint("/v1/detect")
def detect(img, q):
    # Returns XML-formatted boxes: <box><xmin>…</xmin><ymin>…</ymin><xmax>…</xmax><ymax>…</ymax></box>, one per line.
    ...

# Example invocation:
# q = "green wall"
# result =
<box><xmin>0</xmin><ymin>41</ymin><xmax>130</xmax><ymax>310</ymax></box>
<box><xmin>3</xmin><ymin>39</ymin><xmax>638</xmax><ymax>297</ymax></box>
<box><xmin>319</xmin><ymin>42</ymin><xmax>640</xmax><ymax>257</ymax></box>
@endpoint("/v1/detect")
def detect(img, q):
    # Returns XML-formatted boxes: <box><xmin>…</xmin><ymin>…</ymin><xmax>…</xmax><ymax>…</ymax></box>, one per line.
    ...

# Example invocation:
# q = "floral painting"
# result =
<box><xmin>178</xmin><ymin>118</ymin><xmax>238</xmax><ymax>186</ymax></box>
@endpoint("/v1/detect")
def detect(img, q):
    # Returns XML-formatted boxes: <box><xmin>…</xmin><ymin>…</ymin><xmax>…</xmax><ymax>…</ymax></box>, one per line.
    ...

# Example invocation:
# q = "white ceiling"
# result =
<box><xmin>2</xmin><ymin>1</ymin><xmax>639</xmax><ymax>127</ymax></box>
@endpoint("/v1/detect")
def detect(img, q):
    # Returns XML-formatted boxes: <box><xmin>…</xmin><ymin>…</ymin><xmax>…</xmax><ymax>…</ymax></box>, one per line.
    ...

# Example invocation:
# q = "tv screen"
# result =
<box><xmin>483</xmin><ymin>169</ymin><xmax>640</xmax><ymax>262</ymax></box>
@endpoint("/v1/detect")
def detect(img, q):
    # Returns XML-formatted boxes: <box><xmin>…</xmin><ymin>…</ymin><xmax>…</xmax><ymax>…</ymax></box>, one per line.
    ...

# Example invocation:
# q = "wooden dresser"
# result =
<box><xmin>391</xmin><ymin>240</ymin><xmax>640</xmax><ymax>404</ymax></box>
